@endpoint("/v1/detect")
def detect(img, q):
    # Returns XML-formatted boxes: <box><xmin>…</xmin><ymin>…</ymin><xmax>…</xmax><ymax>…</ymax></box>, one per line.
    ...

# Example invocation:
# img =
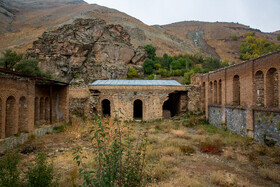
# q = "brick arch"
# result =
<box><xmin>101</xmin><ymin>99</ymin><xmax>111</xmax><ymax>116</ymax></box>
<box><xmin>132</xmin><ymin>97</ymin><xmax>145</xmax><ymax>120</ymax></box>
<box><xmin>45</xmin><ymin>97</ymin><xmax>50</xmax><ymax>122</ymax></box>
<box><xmin>218</xmin><ymin>79</ymin><xmax>222</xmax><ymax>104</ymax></box>
<box><xmin>18</xmin><ymin>96</ymin><xmax>28</xmax><ymax>132</ymax></box>
<box><xmin>40</xmin><ymin>97</ymin><xmax>45</xmax><ymax>120</ymax></box>
<box><xmin>254</xmin><ymin>70</ymin><xmax>264</xmax><ymax>106</ymax></box>
<box><xmin>34</xmin><ymin>97</ymin><xmax>39</xmax><ymax>122</ymax></box>
<box><xmin>6</xmin><ymin>96</ymin><xmax>17</xmax><ymax>137</ymax></box>
<box><xmin>214</xmin><ymin>80</ymin><xmax>218</xmax><ymax>104</ymax></box>
<box><xmin>209</xmin><ymin>81</ymin><xmax>213</xmax><ymax>104</ymax></box>
<box><xmin>201</xmin><ymin>82</ymin><xmax>206</xmax><ymax>110</ymax></box>
<box><xmin>0</xmin><ymin>97</ymin><xmax>2</xmax><ymax>138</ymax></box>
<box><xmin>265</xmin><ymin>68</ymin><xmax>278</xmax><ymax>107</ymax></box>
<box><xmin>233</xmin><ymin>75</ymin><xmax>240</xmax><ymax>105</ymax></box>
<box><xmin>100</xmin><ymin>97</ymin><xmax>114</xmax><ymax>117</ymax></box>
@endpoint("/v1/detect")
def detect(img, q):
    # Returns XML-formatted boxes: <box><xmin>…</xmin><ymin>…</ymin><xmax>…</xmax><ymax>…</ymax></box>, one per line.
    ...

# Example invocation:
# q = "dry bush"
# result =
<box><xmin>159</xmin><ymin>156</ymin><xmax>180</xmax><ymax>168</ymax></box>
<box><xmin>254</xmin><ymin>144</ymin><xmax>268</xmax><ymax>156</ymax></box>
<box><xmin>179</xmin><ymin>145</ymin><xmax>195</xmax><ymax>155</ymax></box>
<box><xmin>170</xmin><ymin>129</ymin><xmax>188</xmax><ymax>139</ymax></box>
<box><xmin>154</xmin><ymin>170</ymin><xmax>204</xmax><ymax>187</ymax></box>
<box><xmin>210</xmin><ymin>170</ymin><xmax>240</xmax><ymax>186</ymax></box>
<box><xmin>258</xmin><ymin>167</ymin><xmax>280</xmax><ymax>182</ymax></box>
<box><xmin>152</xmin><ymin>164</ymin><xmax>180</xmax><ymax>182</ymax></box>
<box><xmin>196</xmin><ymin>128</ymin><xmax>205</xmax><ymax>135</ymax></box>
<box><xmin>160</xmin><ymin>146</ymin><xmax>182</xmax><ymax>157</ymax></box>
<box><xmin>223</xmin><ymin>147</ymin><xmax>235</xmax><ymax>160</ymax></box>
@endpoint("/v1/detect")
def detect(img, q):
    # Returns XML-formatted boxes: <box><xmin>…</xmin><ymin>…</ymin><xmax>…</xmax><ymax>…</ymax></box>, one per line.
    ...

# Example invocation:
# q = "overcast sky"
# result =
<box><xmin>84</xmin><ymin>0</ymin><xmax>280</xmax><ymax>33</ymax></box>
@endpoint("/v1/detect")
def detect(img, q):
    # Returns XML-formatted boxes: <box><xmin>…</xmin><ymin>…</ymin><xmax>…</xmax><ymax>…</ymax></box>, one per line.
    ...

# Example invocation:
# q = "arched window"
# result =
<box><xmin>214</xmin><ymin>80</ymin><xmax>218</xmax><ymax>104</ymax></box>
<box><xmin>255</xmin><ymin>71</ymin><xmax>264</xmax><ymax>106</ymax></box>
<box><xmin>218</xmin><ymin>80</ymin><xmax>222</xmax><ymax>104</ymax></box>
<box><xmin>19</xmin><ymin>97</ymin><xmax>27</xmax><ymax>132</ymax></box>
<box><xmin>40</xmin><ymin>97</ymin><xmax>45</xmax><ymax>120</ymax></box>
<box><xmin>133</xmin><ymin>99</ymin><xmax>143</xmax><ymax>120</ymax></box>
<box><xmin>201</xmin><ymin>82</ymin><xmax>206</xmax><ymax>110</ymax></box>
<box><xmin>102</xmin><ymin>99</ymin><xmax>111</xmax><ymax>116</ymax></box>
<box><xmin>209</xmin><ymin>82</ymin><xmax>213</xmax><ymax>104</ymax></box>
<box><xmin>0</xmin><ymin>97</ymin><xmax>2</xmax><ymax>137</ymax></box>
<box><xmin>233</xmin><ymin>75</ymin><xmax>240</xmax><ymax>105</ymax></box>
<box><xmin>35</xmin><ymin>97</ymin><xmax>39</xmax><ymax>122</ymax></box>
<box><xmin>45</xmin><ymin>97</ymin><xmax>50</xmax><ymax>122</ymax></box>
<box><xmin>6</xmin><ymin>96</ymin><xmax>16</xmax><ymax>137</ymax></box>
<box><xmin>266</xmin><ymin>68</ymin><xmax>278</xmax><ymax>107</ymax></box>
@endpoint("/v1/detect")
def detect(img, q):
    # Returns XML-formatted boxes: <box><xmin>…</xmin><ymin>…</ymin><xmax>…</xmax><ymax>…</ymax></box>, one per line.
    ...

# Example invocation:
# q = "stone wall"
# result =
<box><xmin>209</xmin><ymin>106</ymin><xmax>222</xmax><ymax>128</ymax></box>
<box><xmin>254</xmin><ymin>110</ymin><xmax>280</xmax><ymax>145</ymax></box>
<box><xmin>225</xmin><ymin>108</ymin><xmax>247</xmax><ymax>137</ymax></box>
<box><xmin>186</xmin><ymin>86</ymin><xmax>201</xmax><ymax>112</ymax></box>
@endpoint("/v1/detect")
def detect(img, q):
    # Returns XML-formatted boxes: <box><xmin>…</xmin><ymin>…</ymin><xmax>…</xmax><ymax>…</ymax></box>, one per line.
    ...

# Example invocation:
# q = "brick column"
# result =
<box><xmin>246</xmin><ymin>61</ymin><xmax>255</xmax><ymax>138</ymax></box>
<box><xmin>0</xmin><ymin>99</ymin><xmax>5</xmax><ymax>139</ymax></box>
<box><xmin>205</xmin><ymin>81</ymin><xmax>209</xmax><ymax>118</ymax></box>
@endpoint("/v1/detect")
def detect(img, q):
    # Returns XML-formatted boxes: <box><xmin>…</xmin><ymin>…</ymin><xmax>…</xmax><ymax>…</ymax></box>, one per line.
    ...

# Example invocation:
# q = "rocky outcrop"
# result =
<box><xmin>27</xmin><ymin>18</ymin><xmax>147</xmax><ymax>84</ymax></box>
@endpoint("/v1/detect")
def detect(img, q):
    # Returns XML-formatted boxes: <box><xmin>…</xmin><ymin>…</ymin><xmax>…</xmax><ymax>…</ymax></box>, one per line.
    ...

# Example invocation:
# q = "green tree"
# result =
<box><xmin>143</xmin><ymin>59</ymin><xmax>155</xmax><ymax>75</ymax></box>
<box><xmin>15</xmin><ymin>59</ymin><xmax>52</xmax><ymax>79</ymax></box>
<box><xmin>0</xmin><ymin>50</ymin><xmax>23</xmax><ymax>70</ymax></box>
<box><xmin>127</xmin><ymin>67</ymin><xmax>138</xmax><ymax>78</ymax></box>
<box><xmin>240</xmin><ymin>35</ymin><xmax>280</xmax><ymax>60</ymax></box>
<box><xmin>144</xmin><ymin>45</ymin><xmax>156</xmax><ymax>60</ymax></box>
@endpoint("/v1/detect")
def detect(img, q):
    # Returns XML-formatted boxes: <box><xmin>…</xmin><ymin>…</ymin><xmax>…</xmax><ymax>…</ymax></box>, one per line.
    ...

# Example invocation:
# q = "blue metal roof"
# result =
<box><xmin>90</xmin><ymin>80</ymin><xmax>183</xmax><ymax>86</ymax></box>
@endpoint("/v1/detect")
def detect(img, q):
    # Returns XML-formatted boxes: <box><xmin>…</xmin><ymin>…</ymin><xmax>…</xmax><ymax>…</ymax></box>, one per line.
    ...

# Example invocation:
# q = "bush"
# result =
<box><xmin>26</xmin><ymin>153</ymin><xmax>54</xmax><ymax>187</ymax></box>
<box><xmin>74</xmin><ymin>115</ymin><xmax>150</xmax><ymax>186</ymax></box>
<box><xmin>127</xmin><ymin>67</ymin><xmax>138</xmax><ymax>78</ymax></box>
<box><xmin>277</xmin><ymin>34</ymin><xmax>280</xmax><ymax>41</ymax></box>
<box><xmin>0</xmin><ymin>151</ymin><xmax>21</xmax><ymax>187</ymax></box>
<box><xmin>144</xmin><ymin>45</ymin><xmax>156</xmax><ymax>60</ymax></box>
<box><xmin>199</xmin><ymin>141</ymin><xmax>222</xmax><ymax>155</ymax></box>
<box><xmin>231</xmin><ymin>34</ymin><xmax>238</xmax><ymax>41</ymax></box>
<box><xmin>179</xmin><ymin>146</ymin><xmax>195</xmax><ymax>155</ymax></box>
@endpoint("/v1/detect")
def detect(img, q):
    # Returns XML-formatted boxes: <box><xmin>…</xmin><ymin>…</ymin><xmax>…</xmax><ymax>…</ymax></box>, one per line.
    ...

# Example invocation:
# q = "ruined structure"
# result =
<box><xmin>89</xmin><ymin>80</ymin><xmax>187</xmax><ymax>121</ymax></box>
<box><xmin>197</xmin><ymin>51</ymin><xmax>280</xmax><ymax>144</ymax></box>
<box><xmin>0</xmin><ymin>68</ymin><xmax>69</xmax><ymax>139</ymax></box>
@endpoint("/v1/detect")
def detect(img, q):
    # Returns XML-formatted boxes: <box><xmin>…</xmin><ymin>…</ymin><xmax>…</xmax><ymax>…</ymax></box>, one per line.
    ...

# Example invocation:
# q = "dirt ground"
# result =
<box><xmin>5</xmin><ymin>115</ymin><xmax>280</xmax><ymax>187</ymax></box>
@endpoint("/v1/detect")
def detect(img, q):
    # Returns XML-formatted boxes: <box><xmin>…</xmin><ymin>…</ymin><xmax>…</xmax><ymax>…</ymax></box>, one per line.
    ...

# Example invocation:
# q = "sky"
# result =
<box><xmin>84</xmin><ymin>0</ymin><xmax>280</xmax><ymax>33</ymax></box>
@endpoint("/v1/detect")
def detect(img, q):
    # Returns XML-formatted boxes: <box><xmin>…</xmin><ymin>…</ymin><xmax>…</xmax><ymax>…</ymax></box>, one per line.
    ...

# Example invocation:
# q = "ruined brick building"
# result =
<box><xmin>89</xmin><ymin>80</ymin><xmax>188</xmax><ymax>121</ymax></box>
<box><xmin>197</xmin><ymin>51</ymin><xmax>280</xmax><ymax>144</ymax></box>
<box><xmin>0</xmin><ymin>68</ymin><xmax>69</xmax><ymax>139</ymax></box>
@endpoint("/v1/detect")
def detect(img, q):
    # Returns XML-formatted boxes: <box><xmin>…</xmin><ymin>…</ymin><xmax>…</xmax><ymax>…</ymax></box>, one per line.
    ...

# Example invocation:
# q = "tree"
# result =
<box><xmin>0</xmin><ymin>50</ymin><xmax>23</xmax><ymax>70</ymax></box>
<box><xmin>277</xmin><ymin>34</ymin><xmax>280</xmax><ymax>41</ymax></box>
<box><xmin>143</xmin><ymin>59</ymin><xmax>155</xmax><ymax>75</ymax></box>
<box><xmin>15</xmin><ymin>59</ymin><xmax>52</xmax><ymax>79</ymax></box>
<box><xmin>144</xmin><ymin>45</ymin><xmax>156</xmax><ymax>60</ymax></box>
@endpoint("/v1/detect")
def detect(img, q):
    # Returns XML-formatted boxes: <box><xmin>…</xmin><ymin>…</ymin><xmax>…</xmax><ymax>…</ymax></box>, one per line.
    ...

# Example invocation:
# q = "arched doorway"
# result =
<box><xmin>40</xmin><ymin>97</ymin><xmax>45</xmax><ymax>120</ymax></box>
<box><xmin>102</xmin><ymin>99</ymin><xmax>111</xmax><ymax>116</ymax></box>
<box><xmin>45</xmin><ymin>97</ymin><xmax>50</xmax><ymax>122</ymax></box>
<box><xmin>6</xmin><ymin>96</ymin><xmax>16</xmax><ymax>137</ymax></box>
<box><xmin>34</xmin><ymin>97</ymin><xmax>39</xmax><ymax>122</ymax></box>
<box><xmin>162</xmin><ymin>92</ymin><xmax>180</xmax><ymax>118</ymax></box>
<box><xmin>133</xmin><ymin>99</ymin><xmax>143</xmax><ymax>120</ymax></box>
<box><xmin>266</xmin><ymin>68</ymin><xmax>278</xmax><ymax>107</ymax></box>
<box><xmin>255</xmin><ymin>71</ymin><xmax>264</xmax><ymax>106</ymax></box>
<box><xmin>19</xmin><ymin>96</ymin><xmax>27</xmax><ymax>132</ymax></box>
<box><xmin>233</xmin><ymin>75</ymin><xmax>240</xmax><ymax>105</ymax></box>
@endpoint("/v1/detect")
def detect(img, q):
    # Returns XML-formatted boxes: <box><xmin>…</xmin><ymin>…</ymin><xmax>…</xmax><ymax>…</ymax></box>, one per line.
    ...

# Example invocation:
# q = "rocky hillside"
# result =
<box><xmin>0</xmin><ymin>0</ymin><xmax>279</xmax><ymax>64</ymax></box>
<box><xmin>26</xmin><ymin>18</ymin><xmax>146</xmax><ymax>84</ymax></box>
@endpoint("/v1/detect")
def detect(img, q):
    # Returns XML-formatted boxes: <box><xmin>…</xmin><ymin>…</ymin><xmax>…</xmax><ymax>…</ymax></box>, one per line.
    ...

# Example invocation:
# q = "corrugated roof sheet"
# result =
<box><xmin>90</xmin><ymin>80</ymin><xmax>183</xmax><ymax>86</ymax></box>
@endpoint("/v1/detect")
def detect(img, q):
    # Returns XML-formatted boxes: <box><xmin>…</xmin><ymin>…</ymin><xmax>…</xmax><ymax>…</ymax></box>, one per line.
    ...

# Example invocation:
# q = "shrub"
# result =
<box><xmin>144</xmin><ymin>45</ymin><xmax>156</xmax><ymax>60</ymax></box>
<box><xmin>26</xmin><ymin>153</ymin><xmax>54</xmax><ymax>187</ymax></box>
<box><xmin>277</xmin><ymin>34</ymin><xmax>280</xmax><ymax>41</ymax></box>
<box><xmin>127</xmin><ymin>67</ymin><xmax>138</xmax><ymax>78</ymax></box>
<box><xmin>199</xmin><ymin>141</ymin><xmax>222</xmax><ymax>155</ymax></box>
<box><xmin>179</xmin><ymin>146</ymin><xmax>195</xmax><ymax>155</ymax></box>
<box><xmin>232</xmin><ymin>34</ymin><xmax>238</xmax><ymax>41</ymax></box>
<box><xmin>74</xmin><ymin>115</ymin><xmax>150</xmax><ymax>186</ymax></box>
<box><xmin>0</xmin><ymin>151</ymin><xmax>21</xmax><ymax>187</ymax></box>
<box><xmin>0</xmin><ymin>49</ymin><xmax>23</xmax><ymax>70</ymax></box>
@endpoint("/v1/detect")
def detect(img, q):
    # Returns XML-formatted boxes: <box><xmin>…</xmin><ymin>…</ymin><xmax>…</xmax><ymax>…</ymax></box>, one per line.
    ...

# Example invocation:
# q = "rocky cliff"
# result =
<box><xmin>27</xmin><ymin>18</ymin><xmax>146</xmax><ymax>84</ymax></box>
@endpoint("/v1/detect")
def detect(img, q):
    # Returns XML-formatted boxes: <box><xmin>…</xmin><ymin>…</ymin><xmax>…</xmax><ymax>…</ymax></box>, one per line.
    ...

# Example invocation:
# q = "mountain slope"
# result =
<box><xmin>0</xmin><ymin>0</ymin><xmax>279</xmax><ymax>63</ymax></box>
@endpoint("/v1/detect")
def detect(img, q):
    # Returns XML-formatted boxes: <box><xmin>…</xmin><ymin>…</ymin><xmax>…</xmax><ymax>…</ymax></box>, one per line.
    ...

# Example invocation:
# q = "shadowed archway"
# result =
<box><xmin>133</xmin><ymin>99</ymin><xmax>143</xmax><ymax>120</ymax></box>
<box><xmin>102</xmin><ymin>99</ymin><xmax>111</xmax><ymax>116</ymax></box>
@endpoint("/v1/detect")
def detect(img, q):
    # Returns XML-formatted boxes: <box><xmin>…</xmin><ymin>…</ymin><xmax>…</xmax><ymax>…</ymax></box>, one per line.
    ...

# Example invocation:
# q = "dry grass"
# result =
<box><xmin>258</xmin><ymin>167</ymin><xmax>280</xmax><ymax>182</ymax></box>
<box><xmin>170</xmin><ymin>129</ymin><xmax>188</xmax><ymax>139</ymax></box>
